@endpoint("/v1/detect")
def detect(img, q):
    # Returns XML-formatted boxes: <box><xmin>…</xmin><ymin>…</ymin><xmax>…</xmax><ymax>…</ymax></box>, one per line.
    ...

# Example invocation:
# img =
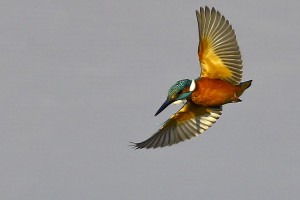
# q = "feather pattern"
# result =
<box><xmin>196</xmin><ymin>7</ymin><xmax>243</xmax><ymax>85</ymax></box>
<box><xmin>132</xmin><ymin>102</ymin><xmax>222</xmax><ymax>149</ymax></box>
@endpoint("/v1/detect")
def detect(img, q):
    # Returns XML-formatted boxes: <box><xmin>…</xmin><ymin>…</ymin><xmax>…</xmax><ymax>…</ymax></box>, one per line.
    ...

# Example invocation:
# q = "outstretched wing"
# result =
<box><xmin>196</xmin><ymin>7</ymin><xmax>243</xmax><ymax>85</ymax></box>
<box><xmin>132</xmin><ymin>102</ymin><xmax>222</xmax><ymax>149</ymax></box>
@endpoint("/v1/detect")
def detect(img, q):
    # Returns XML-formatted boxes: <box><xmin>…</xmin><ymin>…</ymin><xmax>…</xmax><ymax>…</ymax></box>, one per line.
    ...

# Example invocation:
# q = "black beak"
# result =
<box><xmin>154</xmin><ymin>98</ymin><xmax>175</xmax><ymax>116</ymax></box>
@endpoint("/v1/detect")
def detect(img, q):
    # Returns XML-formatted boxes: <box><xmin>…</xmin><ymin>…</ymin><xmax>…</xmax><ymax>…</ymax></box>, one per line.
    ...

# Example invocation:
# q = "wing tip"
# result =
<box><xmin>129</xmin><ymin>141</ymin><xmax>149</xmax><ymax>150</ymax></box>
<box><xmin>199</xmin><ymin>6</ymin><xmax>217</xmax><ymax>14</ymax></box>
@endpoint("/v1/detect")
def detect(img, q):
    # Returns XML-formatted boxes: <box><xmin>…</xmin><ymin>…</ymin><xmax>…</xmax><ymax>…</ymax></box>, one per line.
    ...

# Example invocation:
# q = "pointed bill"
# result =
<box><xmin>154</xmin><ymin>98</ymin><xmax>175</xmax><ymax>116</ymax></box>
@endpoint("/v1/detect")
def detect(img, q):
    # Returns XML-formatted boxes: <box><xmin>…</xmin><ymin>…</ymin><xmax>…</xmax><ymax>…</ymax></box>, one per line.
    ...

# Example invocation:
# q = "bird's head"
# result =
<box><xmin>155</xmin><ymin>79</ymin><xmax>196</xmax><ymax>116</ymax></box>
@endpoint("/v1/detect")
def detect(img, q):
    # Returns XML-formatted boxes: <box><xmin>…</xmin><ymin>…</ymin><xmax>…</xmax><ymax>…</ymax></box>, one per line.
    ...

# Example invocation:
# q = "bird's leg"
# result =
<box><xmin>232</xmin><ymin>93</ymin><xmax>242</xmax><ymax>103</ymax></box>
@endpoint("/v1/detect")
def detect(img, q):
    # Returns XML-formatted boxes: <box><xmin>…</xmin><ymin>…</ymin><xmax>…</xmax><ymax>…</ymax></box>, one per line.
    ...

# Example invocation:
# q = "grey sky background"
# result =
<box><xmin>0</xmin><ymin>0</ymin><xmax>299</xmax><ymax>199</ymax></box>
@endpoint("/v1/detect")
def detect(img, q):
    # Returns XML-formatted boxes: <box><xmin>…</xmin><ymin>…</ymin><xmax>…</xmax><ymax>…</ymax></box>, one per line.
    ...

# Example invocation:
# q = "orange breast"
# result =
<box><xmin>191</xmin><ymin>77</ymin><xmax>240</xmax><ymax>106</ymax></box>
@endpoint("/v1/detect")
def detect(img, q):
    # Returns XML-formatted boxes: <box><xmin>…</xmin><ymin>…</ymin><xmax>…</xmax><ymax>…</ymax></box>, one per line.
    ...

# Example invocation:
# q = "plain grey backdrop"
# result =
<box><xmin>0</xmin><ymin>0</ymin><xmax>299</xmax><ymax>199</ymax></box>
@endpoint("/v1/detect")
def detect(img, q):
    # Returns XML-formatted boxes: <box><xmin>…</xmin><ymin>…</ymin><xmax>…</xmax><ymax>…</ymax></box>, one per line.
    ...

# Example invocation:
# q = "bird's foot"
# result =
<box><xmin>232</xmin><ymin>93</ymin><xmax>242</xmax><ymax>103</ymax></box>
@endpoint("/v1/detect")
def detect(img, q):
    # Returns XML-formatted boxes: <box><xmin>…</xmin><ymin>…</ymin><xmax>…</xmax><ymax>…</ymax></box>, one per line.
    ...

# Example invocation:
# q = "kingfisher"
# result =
<box><xmin>132</xmin><ymin>7</ymin><xmax>252</xmax><ymax>149</ymax></box>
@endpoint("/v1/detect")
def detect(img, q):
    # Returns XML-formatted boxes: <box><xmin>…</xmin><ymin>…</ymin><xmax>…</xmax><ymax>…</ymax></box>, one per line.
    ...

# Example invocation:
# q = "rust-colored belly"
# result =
<box><xmin>191</xmin><ymin>78</ymin><xmax>240</xmax><ymax>106</ymax></box>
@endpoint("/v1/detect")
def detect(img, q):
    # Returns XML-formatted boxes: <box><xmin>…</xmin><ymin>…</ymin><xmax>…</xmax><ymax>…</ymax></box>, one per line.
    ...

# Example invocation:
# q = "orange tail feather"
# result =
<box><xmin>237</xmin><ymin>80</ymin><xmax>252</xmax><ymax>97</ymax></box>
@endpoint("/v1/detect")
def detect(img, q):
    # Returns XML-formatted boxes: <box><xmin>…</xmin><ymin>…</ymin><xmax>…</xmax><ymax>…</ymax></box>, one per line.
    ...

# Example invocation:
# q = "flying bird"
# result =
<box><xmin>132</xmin><ymin>7</ymin><xmax>252</xmax><ymax>149</ymax></box>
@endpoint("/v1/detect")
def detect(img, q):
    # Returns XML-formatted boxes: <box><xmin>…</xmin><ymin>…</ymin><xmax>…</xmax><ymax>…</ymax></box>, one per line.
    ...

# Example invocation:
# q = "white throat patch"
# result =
<box><xmin>172</xmin><ymin>100</ymin><xmax>186</xmax><ymax>105</ymax></box>
<box><xmin>189</xmin><ymin>79</ymin><xmax>196</xmax><ymax>92</ymax></box>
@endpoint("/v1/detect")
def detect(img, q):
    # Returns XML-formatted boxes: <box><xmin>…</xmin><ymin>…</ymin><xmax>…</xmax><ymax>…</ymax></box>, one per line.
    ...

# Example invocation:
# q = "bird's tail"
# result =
<box><xmin>237</xmin><ymin>80</ymin><xmax>252</xmax><ymax>97</ymax></box>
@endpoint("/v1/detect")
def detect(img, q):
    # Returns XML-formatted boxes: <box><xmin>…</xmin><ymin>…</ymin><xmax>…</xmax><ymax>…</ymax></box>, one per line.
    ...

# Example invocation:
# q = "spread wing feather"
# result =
<box><xmin>132</xmin><ymin>102</ymin><xmax>222</xmax><ymax>149</ymax></box>
<box><xmin>196</xmin><ymin>7</ymin><xmax>243</xmax><ymax>85</ymax></box>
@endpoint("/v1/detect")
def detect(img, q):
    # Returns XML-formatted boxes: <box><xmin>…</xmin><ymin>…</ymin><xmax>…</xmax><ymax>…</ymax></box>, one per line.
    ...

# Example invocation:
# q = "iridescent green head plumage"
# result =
<box><xmin>168</xmin><ymin>79</ymin><xmax>192</xmax><ymax>99</ymax></box>
<box><xmin>155</xmin><ymin>79</ymin><xmax>196</xmax><ymax>116</ymax></box>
